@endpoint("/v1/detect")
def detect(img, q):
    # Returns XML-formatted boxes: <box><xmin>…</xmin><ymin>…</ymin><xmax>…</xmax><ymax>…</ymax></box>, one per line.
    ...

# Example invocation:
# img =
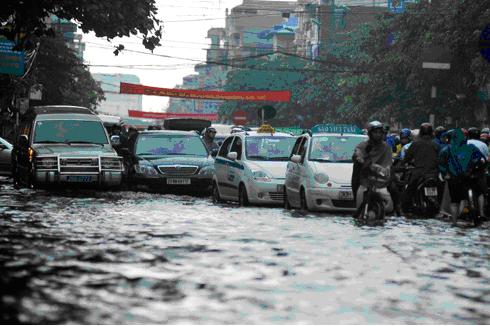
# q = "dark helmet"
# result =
<box><xmin>367</xmin><ymin>120</ymin><xmax>384</xmax><ymax>133</ymax></box>
<box><xmin>468</xmin><ymin>127</ymin><xmax>481</xmax><ymax>140</ymax></box>
<box><xmin>435</xmin><ymin>126</ymin><xmax>446</xmax><ymax>138</ymax></box>
<box><xmin>419</xmin><ymin>123</ymin><xmax>434</xmax><ymax>137</ymax></box>
<box><xmin>482</xmin><ymin>127</ymin><xmax>490</xmax><ymax>134</ymax></box>
<box><xmin>400</xmin><ymin>128</ymin><xmax>411</xmax><ymax>139</ymax></box>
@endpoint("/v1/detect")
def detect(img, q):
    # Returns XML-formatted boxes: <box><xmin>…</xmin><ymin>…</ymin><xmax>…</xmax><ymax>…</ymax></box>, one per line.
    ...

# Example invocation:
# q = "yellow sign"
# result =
<box><xmin>257</xmin><ymin>124</ymin><xmax>275</xmax><ymax>134</ymax></box>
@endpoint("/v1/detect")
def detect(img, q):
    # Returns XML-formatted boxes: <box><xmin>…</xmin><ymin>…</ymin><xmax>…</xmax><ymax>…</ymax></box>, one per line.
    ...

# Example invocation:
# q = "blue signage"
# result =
<box><xmin>480</xmin><ymin>24</ymin><xmax>490</xmax><ymax>63</ymax></box>
<box><xmin>311</xmin><ymin>124</ymin><xmax>362</xmax><ymax>134</ymax></box>
<box><xmin>387</xmin><ymin>0</ymin><xmax>419</xmax><ymax>14</ymax></box>
<box><xmin>0</xmin><ymin>40</ymin><xmax>25</xmax><ymax>76</ymax></box>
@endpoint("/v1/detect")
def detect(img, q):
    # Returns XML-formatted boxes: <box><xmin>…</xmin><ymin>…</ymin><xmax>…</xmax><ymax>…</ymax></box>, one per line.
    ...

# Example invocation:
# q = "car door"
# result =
<box><xmin>228</xmin><ymin>136</ymin><xmax>244</xmax><ymax>200</ymax></box>
<box><xmin>286</xmin><ymin>137</ymin><xmax>306</xmax><ymax>207</ymax></box>
<box><xmin>297</xmin><ymin>137</ymin><xmax>310</xmax><ymax>196</ymax></box>
<box><xmin>214</xmin><ymin>136</ymin><xmax>234</xmax><ymax>199</ymax></box>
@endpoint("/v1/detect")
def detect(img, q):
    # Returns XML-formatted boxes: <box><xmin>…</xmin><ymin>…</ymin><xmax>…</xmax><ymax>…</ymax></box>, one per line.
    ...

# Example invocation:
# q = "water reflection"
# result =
<box><xmin>0</xmin><ymin>177</ymin><xmax>489</xmax><ymax>324</ymax></box>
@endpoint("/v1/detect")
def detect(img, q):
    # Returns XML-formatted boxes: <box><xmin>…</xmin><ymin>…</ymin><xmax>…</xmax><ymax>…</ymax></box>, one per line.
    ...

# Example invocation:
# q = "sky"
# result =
<box><xmin>83</xmin><ymin>0</ymin><xmax>249</xmax><ymax>112</ymax></box>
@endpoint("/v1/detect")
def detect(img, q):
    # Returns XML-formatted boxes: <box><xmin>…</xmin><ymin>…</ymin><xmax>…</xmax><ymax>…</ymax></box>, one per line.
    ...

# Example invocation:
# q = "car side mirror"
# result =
<box><xmin>210</xmin><ymin>148</ymin><xmax>219</xmax><ymax>157</ymax></box>
<box><xmin>291</xmin><ymin>154</ymin><xmax>302</xmax><ymax>164</ymax></box>
<box><xmin>110</xmin><ymin>135</ymin><xmax>121</xmax><ymax>146</ymax></box>
<box><xmin>227</xmin><ymin>151</ymin><xmax>238</xmax><ymax>160</ymax></box>
<box><xmin>18</xmin><ymin>134</ymin><xmax>29</xmax><ymax>148</ymax></box>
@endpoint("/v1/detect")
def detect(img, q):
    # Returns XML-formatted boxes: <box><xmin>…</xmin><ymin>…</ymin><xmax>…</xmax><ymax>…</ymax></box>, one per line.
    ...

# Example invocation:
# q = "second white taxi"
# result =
<box><xmin>284</xmin><ymin>124</ymin><xmax>392</xmax><ymax>212</ymax></box>
<box><xmin>212</xmin><ymin>125</ymin><xmax>296</xmax><ymax>206</ymax></box>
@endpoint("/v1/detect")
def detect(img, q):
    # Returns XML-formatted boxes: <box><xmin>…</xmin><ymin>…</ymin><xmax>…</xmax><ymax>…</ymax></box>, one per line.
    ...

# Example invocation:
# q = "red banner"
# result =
<box><xmin>120</xmin><ymin>82</ymin><xmax>291</xmax><ymax>102</ymax></box>
<box><xmin>128</xmin><ymin>110</ymin><xmax>219</xmax><ymax>121</ymax></box>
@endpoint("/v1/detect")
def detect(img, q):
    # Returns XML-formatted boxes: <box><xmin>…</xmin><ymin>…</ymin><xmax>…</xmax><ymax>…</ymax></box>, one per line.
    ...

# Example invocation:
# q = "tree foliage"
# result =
<box><xmin>27</xmin><ymin>36</ymin><xmax>105</xmax><ymax>110</ymax></box>
<box><xmin>0</xmin><ymin>0</ymin><xmax>162</xmax><ymax>52</ymax></box>
<box><xmin>342</xmin><ymin>0</ymin><xmax>490</xmax><ymax>127</ymax></box>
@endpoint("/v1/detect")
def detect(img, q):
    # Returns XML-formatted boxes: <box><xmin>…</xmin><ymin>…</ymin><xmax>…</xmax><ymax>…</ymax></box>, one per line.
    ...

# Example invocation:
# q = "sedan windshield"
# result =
<box><xmin>136</xmin><ymin>134</ymin><xmax>207</xmax><ymax>157</ymax></box>
<box><xmin>33</xmin><ymin>120</ymin><xmax>108</xmax><ymax>144</ymax></box>
<box><xmin>246</xmin><ymin>136</ymin><xmax>295</xmax><ymax>161</ymax></box>
<box><xmin>309</xmin><ymin>135</ymin><xmax>366</xmax><ymax>163</ymax></box>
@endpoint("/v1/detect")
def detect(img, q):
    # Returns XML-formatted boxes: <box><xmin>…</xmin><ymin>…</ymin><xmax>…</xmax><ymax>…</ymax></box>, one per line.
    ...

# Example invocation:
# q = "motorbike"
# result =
<box><xmin>456</xmin><ymin>172</ymin><xmax>484</xmax><ymax>227</ymax></box>
<box><xmin>412</xmin><ymin>174</ymin><xmax>440</xmax><ymax>218</ymax></box>
<box><xmin>355</xmin><ymin>164</ymin><xmax>390</xmax><ymax>226</ymax></box>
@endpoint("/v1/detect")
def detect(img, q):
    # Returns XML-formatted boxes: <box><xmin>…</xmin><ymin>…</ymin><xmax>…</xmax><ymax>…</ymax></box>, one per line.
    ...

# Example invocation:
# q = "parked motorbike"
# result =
<box><xmin>356</xmin><ymin>164</ymin><xmax>390</xmax><ymax>226</ymax></box>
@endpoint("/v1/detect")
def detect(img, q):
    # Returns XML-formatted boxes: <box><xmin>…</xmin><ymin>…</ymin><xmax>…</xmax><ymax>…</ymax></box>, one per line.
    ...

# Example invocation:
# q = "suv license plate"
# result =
<box><xmin>424</xmin><ymin>187</ymin><xmax>438</xmax><ymax>197</ymax></box>
<box><xmin>167</xmin><ymin>178</ymin><xmax>191</xmax><ymax>185</ymax></box>
<box><xmin>339</xmin><ymin>190</ymin><xmax>354</xmax><ymax>200</ymax></box>
<box><xmin>66</xmin><ymin>176</ymin><xmax>93</xmax><ymax>182</ymax></box>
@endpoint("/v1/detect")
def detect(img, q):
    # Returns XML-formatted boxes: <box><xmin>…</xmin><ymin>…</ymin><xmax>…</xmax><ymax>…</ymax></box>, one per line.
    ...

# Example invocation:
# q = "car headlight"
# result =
<box><xmin>314</xmin><ymin>173</ymin><xmax>329</xmax><ymax>184</ymax></box>
<box><xmin>134</xmin><ymin>164</ymin><xmax>158</xmax><ymax>176</ymax></box>
<box><xmin>198</xmin><ymin>166</ymin><xmax>214</xmax><ymax>176</ymax></box>
<box><xmin>252</xmin><ymin>170</ymin><xmax>271</xmax><ymax>182</ymax></box>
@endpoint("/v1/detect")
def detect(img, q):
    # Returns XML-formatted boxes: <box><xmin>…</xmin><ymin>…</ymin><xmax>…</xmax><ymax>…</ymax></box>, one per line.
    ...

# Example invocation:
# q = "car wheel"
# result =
<box><xmin>238</xmin><ymin>183</ymin><xmax>249</xmax><ymax>207</ymax></box>
<box><xmin>300</xmin><ymin>188</ymin><xmax>309</xmax><ymax>211</ymax></box>
<box><xmin>212</xmin><ymin>182</ymin><xmax>222</xmax><ymax>204</ymax></box>
<box><xmin>284</xmin><ymin>189</ymin><xmax>291</xmax><ymax>210</ymax></box>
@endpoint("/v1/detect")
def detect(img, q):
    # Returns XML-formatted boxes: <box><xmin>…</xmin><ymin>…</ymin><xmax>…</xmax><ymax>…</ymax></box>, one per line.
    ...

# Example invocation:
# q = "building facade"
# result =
<box><xmin>92</xmin><ymin>73</ymin><xmax>143</xmax><ymax>117</ymax></box>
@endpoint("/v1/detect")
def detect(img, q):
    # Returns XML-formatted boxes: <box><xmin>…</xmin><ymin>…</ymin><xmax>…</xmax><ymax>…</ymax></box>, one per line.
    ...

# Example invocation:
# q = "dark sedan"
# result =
<box><xmin>127</xmin><ymin>130</ymin><xmax>215</xmax><ymax>193</ymax></box>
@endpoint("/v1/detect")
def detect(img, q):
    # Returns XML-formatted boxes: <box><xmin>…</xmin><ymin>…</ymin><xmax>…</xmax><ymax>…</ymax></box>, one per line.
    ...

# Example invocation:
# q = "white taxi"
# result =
<box><xmin>285</xmin><ymin>124</ymin><xmax>374</xmax><ymax>212</ymax></box>
<box><xmin>212</xmin><ymin>125</ymin><xmax>296</xmax><ymax>206</ymax></box>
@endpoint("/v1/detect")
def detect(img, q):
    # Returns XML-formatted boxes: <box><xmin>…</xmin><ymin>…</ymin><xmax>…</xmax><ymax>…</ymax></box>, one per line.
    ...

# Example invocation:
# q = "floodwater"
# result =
<box><xmin>0</xmin><ymin>178</ymin><xmax>489</xmax><ymax>324</ymax></box>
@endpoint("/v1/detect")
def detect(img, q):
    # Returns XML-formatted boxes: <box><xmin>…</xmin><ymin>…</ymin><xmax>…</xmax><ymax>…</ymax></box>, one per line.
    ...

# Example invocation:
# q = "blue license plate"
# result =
<box><xmin>66</xmin><ymin>176</ymin><xmax>93</xmax><ymax>182</ymax></box>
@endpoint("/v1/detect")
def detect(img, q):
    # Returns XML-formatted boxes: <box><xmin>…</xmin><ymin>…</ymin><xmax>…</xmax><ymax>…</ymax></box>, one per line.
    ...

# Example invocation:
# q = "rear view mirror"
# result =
<box><xmin>291</xmin><ymin>154</ymin><xmax>302</xmax><ymax>164</ymax></box>
<box><xmin>227</xmin><ymin>152</ymin><xmax>238</xmax><ymax>160</ymax></box>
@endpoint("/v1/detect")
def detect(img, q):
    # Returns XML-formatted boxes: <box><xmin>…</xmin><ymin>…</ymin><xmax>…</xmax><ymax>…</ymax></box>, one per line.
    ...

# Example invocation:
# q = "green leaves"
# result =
<box><xmin>0</xmin><ymin>0</ymin><xmax>162</xmax><ymax>52</ymax></box>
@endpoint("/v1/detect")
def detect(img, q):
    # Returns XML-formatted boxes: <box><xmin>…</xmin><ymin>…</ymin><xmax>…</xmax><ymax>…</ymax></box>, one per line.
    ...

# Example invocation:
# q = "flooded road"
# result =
<box><xmin>0</xmin><ymin>178</ymin><xmax>489</xmax><ymax>324</ymax></box>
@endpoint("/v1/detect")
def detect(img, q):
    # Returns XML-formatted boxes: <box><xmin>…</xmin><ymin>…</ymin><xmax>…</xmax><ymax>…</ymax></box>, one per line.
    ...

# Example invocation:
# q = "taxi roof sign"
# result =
<box><xmin>275</xmin><ymin>127</ymin><xmax>304</xmax><ymax>136</ymax></box>
<box><xmin>257</xmin><ymin>124</ymin><xmax>275</xmax><ymax>134</ymax></box>
<box><xmin>311</xmin><ymin>124</ymin><xmax>362</xmax><ymax>135</ymax></box>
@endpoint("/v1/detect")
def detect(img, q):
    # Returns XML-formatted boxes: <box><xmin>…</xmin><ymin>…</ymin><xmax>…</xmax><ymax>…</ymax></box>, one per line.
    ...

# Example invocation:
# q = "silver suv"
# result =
<box><xmin>13</xmin><ymin>106</ymin><xmax>123</xmax><ymax>189</ymax></box>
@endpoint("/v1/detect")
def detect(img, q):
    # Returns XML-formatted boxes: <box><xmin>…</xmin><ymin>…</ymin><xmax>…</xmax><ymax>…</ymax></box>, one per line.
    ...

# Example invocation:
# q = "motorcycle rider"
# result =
<box><xmin>439</xmin><ymin>128</ymin><xmax>486</xmax><ymax>221</ymax></box>
<box><xmin>434</xmin><ymin>126</ymin><xmax>447</xmax><ymax>152</ymax></box>
<box><xmin>352</xmin><ymin>121</ymin><xmax>393</xmax><ymax>211</ymax></box>
<box><xmin>397</xmin><ymin>128</ymin><xmax>412</xmax><ymax>160</ymax></box>
<box><xmin>202</xmin><ymin>127</ymin><xmax>219</xmax><ymax>153</ymax></box>
<box><xmin>467</xmin><ymin>127</ymin><xmax>489</xmax><ymax>159</ymax></box>
<box><xmin>400</xmin><ymin>123</ymin><xmax>439</xmax><ymax>214</ymax></box>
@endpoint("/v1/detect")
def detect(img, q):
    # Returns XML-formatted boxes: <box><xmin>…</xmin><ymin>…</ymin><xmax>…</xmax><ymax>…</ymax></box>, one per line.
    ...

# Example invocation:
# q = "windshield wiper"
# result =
<box><xmin>35</xmin><ymin>140</ymin><xmax>64</xmax><ymax>144</ymax></box>
<box><xmin>268</xmin><ymin>157</ymin><xmax>289</xmax><ymax>161</ymax></box>
<box><xmin>247</xmin><ymin>155</ymin><xmax>269</xmax><ymax>160</ymax></box>
<box><xmin>65</xmin><ymin>141</ymin><xmax>104</xmax><ymax>146</ymax></box>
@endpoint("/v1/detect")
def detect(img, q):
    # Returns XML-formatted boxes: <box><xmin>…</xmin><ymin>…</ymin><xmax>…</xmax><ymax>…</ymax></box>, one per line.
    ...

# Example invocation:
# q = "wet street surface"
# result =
<box><xmin>0</xmin><ymin>177</ymin><xmax>489</xmax><ymax>324</ymax></box>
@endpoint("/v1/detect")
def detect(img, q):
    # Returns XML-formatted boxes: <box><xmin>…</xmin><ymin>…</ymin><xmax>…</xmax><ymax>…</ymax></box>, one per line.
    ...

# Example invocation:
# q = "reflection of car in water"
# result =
<box><xmin>0</xmin><ymin>137</ymin><xmax>12</xmax><ymax>176</ymax></box>
<box><xmin>12</xmin><ymin>106</ymin><xmax>123</xmax><ymax>189</ymax></box>
<box><xmin>127</xmin><ymin>130</ymin><xmax>214</xmax><ymax>193</ymax></box>
<box><xmin>212</xmin><ymin>127</ymin><xmax>296</xmax><ymax>206</ymax></box>
<box><xmin>285</xmin><ymin>124</ymin><xmax>393</xmax><ymax>212</ymax></box>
